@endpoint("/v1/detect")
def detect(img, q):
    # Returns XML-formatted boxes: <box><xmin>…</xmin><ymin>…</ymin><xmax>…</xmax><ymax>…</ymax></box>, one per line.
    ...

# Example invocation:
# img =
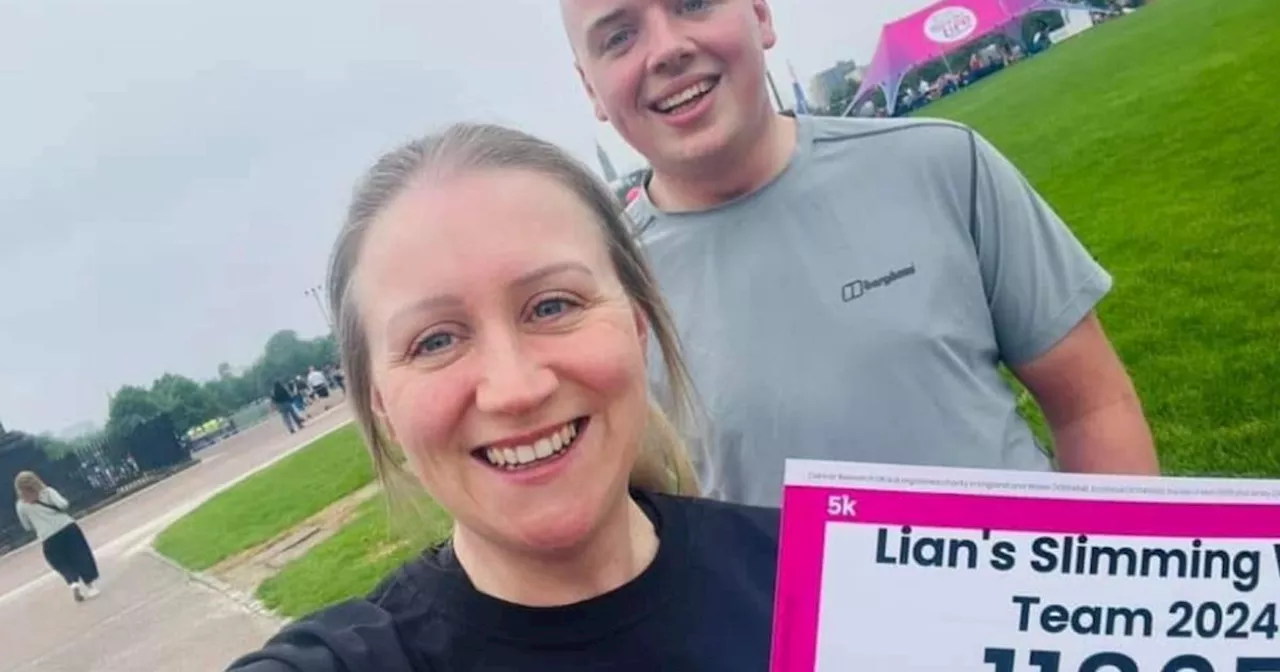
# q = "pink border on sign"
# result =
<box><xmin>769</xmin><ymin>485</ymin><xmax>1280</xmax><ymax>672</ymax></box>
<box><xmin>769</xmin><ymin>487</ymin><xmax>832</xmax><ymax>672</ymax></box>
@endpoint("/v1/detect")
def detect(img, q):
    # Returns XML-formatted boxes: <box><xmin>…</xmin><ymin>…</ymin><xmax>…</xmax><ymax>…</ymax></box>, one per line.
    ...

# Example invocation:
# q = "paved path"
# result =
<box><xmin>0</xmin><ymin>404</ymin><xmax>353</xmax><ymax>672</ymax></box>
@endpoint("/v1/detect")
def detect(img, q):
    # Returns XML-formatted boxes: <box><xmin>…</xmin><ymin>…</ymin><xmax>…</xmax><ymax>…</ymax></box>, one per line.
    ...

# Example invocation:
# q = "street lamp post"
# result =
<box><xmin>765</xmin><ymin>68</ymin><xmax>786</xmax><ymax>113</ymax></box>
<box><xmin>304</xmin><ymin>285</ymin><xmax>333</xmax><ymax>331</ymax></box>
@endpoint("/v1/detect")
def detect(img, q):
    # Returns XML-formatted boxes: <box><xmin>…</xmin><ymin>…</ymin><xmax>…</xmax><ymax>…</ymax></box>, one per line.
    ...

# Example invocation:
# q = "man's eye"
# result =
<box><xmin>603</xmin><ymin>28</ymin><xmax>634</xmax><ymax>51</ymax></box>
<box><xmin>415</xmin><ymin>332</ymin><xmax>454</xmax><ymax>355</ymax></box>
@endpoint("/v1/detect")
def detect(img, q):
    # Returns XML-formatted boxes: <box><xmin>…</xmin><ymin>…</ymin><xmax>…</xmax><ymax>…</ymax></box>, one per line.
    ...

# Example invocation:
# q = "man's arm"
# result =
<box><xmin>1013</xmin><ymin>312</ymin><xmax>1159</xmax><ymax>474</ymax></box>
<box><xmin>959</xmin><ymin>127</ymin><xmax>1159</xmax><ymax>474</ymax></box>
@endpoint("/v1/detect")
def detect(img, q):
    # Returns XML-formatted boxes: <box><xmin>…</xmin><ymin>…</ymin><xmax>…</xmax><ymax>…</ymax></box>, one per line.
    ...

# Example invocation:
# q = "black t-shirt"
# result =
<box><xmin>271</xmin><ymin>384</ymin><xmax>292</xmax><ymax>404</ymax></box>
<box><xmin>226</xmin><ymin>490</ymin><xmax>780</xmax><ymax>671</ymax></box>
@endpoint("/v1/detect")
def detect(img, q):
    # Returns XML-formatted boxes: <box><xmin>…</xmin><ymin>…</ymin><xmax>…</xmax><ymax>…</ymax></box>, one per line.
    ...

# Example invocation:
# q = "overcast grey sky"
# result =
<box><xmin>1</xmin><ymin>0</ymin><xmax>930</xmax><ymax>434</ymax></box>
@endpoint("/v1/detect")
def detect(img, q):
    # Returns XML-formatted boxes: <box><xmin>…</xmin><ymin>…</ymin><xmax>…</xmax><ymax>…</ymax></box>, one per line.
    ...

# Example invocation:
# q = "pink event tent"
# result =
<box><xmin>851</xmin><ymin>0</ymin><xmax>1089</xmax><ymax>115</ymax></box>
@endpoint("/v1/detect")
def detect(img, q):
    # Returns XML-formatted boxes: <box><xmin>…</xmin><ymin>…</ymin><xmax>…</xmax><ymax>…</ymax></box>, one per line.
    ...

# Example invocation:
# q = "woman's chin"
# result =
<box><xmin>499</xmin><ymin>501</ymin><xmax>602</xmax><ymax>554</ymax></box>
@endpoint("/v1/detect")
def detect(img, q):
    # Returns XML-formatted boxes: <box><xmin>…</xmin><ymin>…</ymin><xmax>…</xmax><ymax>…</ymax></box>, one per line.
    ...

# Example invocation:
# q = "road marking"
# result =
<box><xmin>0</xmin><ymin>573</ymin><xmax>59</xmax><ymax>607</ymax></box>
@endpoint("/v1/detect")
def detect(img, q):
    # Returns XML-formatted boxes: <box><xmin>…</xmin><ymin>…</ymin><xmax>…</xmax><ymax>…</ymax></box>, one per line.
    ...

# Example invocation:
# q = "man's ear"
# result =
<box><xmin>576</xmin><ymin>63</ymin><xmax>611</xmax><ymax>122</ymax></box>
<box><xmin>754</xmin><ymin>0</ymin><xmax>778</xmax><ymax>50</ymax></box>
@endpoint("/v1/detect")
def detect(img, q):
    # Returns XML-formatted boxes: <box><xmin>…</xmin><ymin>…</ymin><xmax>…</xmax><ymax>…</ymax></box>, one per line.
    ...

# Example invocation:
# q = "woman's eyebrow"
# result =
<box><xmin>510</xmin><ymin>261</ymin><xmax>595</xmax><ymax>292</ymax></box>
<box><xmin>382</xmin><ymin>262</ymin><xmax>594</xmax><ymax>340</ymax></box>
<box><xmin>385</xmin><ymin>294</ymin><xmax>464</xmax><ymax>343</ymax></box>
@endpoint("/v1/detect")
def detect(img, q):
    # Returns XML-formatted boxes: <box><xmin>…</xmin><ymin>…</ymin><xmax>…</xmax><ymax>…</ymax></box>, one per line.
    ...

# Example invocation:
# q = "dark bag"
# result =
<box><xmin>33</xmin><ymin>499</ymin><xmax>67</xmax><ymax>514</ymax></box>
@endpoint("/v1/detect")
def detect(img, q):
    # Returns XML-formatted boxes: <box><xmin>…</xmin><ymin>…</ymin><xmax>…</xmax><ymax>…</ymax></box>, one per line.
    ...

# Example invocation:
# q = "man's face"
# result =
<box><xmin>562</xmin><ymin>0</ymin><xmax>777</xmax><ymax>170</ymax></box>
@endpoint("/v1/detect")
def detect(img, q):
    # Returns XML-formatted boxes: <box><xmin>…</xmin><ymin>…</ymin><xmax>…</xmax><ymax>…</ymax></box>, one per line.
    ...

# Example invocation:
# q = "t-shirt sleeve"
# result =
<box><xmin>224</xmin><ymin>600</ymin><xmax>417</xmax><ymax>672</ymax></box>
<box><xmin>968</xmin><ymin>129</ymin><xmax>1113</xmax><ymax>366</ymax></box>
<box><xmin>15</xmin><ymin>502</ymin><xmax>31</xmax><ymax>531</ymax></box>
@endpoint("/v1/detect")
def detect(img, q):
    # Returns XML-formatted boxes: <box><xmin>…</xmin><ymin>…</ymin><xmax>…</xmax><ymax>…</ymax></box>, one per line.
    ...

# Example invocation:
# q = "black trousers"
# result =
<box><xmin>42</xmin><ymin>523</ymin><xmax>99</xmax><ymax>585</ymax></box>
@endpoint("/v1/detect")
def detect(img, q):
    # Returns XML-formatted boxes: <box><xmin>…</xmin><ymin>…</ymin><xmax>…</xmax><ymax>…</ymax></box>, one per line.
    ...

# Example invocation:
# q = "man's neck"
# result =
<box><xmin>648</xmin><ymin>113</ymin><xmax>798</xmax><ymax>213</ymax></box>
<box><xmin>452</xmin><ymin>494</ymin><xmax>658</xmax><ymax>607</ymax></box>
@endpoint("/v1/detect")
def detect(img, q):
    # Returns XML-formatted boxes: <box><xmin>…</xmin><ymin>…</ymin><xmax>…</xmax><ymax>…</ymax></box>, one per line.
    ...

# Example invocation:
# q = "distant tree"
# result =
<box><xmin>821</xmin><ymin>77</ymin><xmax>859</xmax><ymax>116</ymax></box>
<box><xmin>92</xmin><ymin>329</ymin><xmax>338</xmax><ymax>439</ymax></box>
<box><xmin>67</xmin><ymin>429</ymin><xmax>104</xmax><ymax>452</ymax></box>
<box><xmin>255</xmin><ymin>330</ymin><xmax>338</xmax><ymax>388</ymax></box>
<box><xmin>202</xmin><ymin>379</ymin><xmax>237</xmax><ymax>416</ymax></box>
<box><xmin>35</xmin><ymin>433</ymin><xmax>76</xmax><ymax>459</ymax></box>
<box><xmin>106</xmin><ymin>385</ymin><xmax>164</xmax><ymax>437</ymax></box>
<box><xmin>151</xmin><ymin>373</ymin><xmax>221</xmax><ymax>435</ymax></box>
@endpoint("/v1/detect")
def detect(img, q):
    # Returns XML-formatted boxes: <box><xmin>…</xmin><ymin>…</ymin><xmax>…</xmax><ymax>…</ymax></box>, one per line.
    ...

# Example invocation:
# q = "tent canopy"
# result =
<box><xmin>852</xmin><ymin>0</ymin><xmax>1089</xmax><ymax>113</ymax></box>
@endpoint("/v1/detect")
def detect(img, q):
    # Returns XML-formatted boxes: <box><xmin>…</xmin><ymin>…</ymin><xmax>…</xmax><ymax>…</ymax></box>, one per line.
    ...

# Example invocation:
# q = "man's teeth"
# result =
<box><xmin>656</xmin><ymin>80</ymin><xmax>714</xmax><ymax>112</ymax></box>
<box><xmin>484</xmin><ymin>421</ymin><xmax>578</xmax><ymax>469</ymax></box>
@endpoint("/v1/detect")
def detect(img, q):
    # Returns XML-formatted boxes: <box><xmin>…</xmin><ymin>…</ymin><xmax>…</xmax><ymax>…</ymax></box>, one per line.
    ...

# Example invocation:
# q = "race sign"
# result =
<box><xmin>770</xmin><ymin>460</ymin><xmax>1280</xmax><ymax>672</ymax></box>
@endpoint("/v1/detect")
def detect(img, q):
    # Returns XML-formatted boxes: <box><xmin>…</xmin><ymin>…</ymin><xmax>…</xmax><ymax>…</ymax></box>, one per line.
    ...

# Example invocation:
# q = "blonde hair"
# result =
<box><xmin>327</xmin><ymin>123</ymin><xmax>702</xmax><ymax>512</ymax></box>
<box><xmin>14</xmin><ymin>471</ymin><xmax>46</xmax><ymax>503</ymax></box>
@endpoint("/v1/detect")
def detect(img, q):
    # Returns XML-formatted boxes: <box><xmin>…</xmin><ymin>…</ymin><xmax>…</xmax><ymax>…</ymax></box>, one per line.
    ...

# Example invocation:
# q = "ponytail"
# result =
<box><xmin>629</xmin><ymin>399</ymin><xmax>701</xmax><ymax>496</ymax></box>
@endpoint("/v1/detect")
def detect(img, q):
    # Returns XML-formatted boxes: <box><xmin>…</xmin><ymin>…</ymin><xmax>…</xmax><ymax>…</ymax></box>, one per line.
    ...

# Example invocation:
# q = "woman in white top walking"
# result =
<box><xmin>14</xmin><ymin>471</ymin><xmax>101</xmax><ymax>602</ymax></box>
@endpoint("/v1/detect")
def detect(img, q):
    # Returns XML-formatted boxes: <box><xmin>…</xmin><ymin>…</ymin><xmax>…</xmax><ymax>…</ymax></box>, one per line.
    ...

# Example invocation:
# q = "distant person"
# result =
<box><xmin>270</xmin><ymin>380</ymin><xmax>304</xmax><ymax>433</ymax></box>
<box><xmin>558</xmin><ymin>0</ymin><xmax>1159</xmax><ymax>508</ymax></box>
<box><xmin>14</xmin><ymin>471</ymin><xmax>101</xmax><ymax>602</ymax></box>
<box><xmin>306</xmin><ymin>366</ymin><xmax>330</xmax><ymax>400</ymax></box>
<box><xmin>325</xmin><ymin>364</ymin><xmax>345</xmax><ymax>393</ymax></box>
<box><xmin>226</xmin><ymin>124</ymin><xmax>779</xmax><ymax>671</ymax></box>
<box><xmin>291</xmin><ymin>376</ymin><xmax>310</xmax><ymax>412</ymax></box>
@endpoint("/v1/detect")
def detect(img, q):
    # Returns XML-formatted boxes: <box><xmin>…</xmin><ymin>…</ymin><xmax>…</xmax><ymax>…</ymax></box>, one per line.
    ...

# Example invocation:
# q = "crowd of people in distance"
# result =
<box><xmin>269</xmin><ymin>365</ymin><xmax>345</xmax><ymax>434</ymax></box>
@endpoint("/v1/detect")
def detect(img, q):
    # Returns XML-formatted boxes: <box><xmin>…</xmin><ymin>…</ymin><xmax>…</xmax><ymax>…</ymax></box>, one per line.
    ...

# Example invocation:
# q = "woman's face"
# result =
<box><xmin>357</xmin><ymin>167</ymin><xmax>652</xmax><ymax>555</ymax></box>
<box><xmin>16</xmin><ymin>479</ymin><xmax>38</xmax><ymax>502</ymax></box>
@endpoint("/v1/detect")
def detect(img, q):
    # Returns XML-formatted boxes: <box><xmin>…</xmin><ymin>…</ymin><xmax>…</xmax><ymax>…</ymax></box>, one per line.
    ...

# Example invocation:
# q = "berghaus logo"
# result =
<box><xmin>842</xmin><ymin>263</ymin><xmax>917</xmax><ymax>302</ymax></box>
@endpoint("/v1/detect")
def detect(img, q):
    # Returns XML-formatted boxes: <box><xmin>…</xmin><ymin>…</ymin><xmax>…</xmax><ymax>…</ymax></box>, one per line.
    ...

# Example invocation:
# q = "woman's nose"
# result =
<box><xmin>474</xmin><ymin>334</ymin><xmax>558</xmax><ymax>417</ymax></box>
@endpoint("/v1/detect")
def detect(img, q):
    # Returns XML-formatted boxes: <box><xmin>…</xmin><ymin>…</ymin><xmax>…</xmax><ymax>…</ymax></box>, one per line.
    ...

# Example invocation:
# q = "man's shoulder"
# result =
<box><xmin>626</xmin><ymin>116</ymin><xmax>978</xmax><ymax>220</ymax></box>
<box><xmin>803</xmin><ymin>114</ymin><xmax>971</xmax><ymax>139</ymax></box>
<box><xmin>802</xmin><ymin>114</ymin><xmax>975</xmax><ymax>163</ymax></box>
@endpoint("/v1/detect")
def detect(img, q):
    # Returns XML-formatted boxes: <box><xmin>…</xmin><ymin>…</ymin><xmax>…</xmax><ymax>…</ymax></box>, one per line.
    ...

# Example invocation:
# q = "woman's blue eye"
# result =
<box><xmin>417</xmin><ymin>333</ymin><xmax>454</xmax><ymax>354</ymax></box>
<box><xmin>677</xmin><ymin>0</ymin><xmax>710</xmax><ymax>14</ymax></box>
<box><xmin>532</xmin><ymin>298</ymin><xmax>572</xmax><ymax>320</ymax></box>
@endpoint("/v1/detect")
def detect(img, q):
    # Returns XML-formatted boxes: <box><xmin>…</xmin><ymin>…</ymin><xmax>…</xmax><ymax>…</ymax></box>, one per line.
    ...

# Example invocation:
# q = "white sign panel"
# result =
<box><xmin>770</xmin><ymin>461</ymin><xmax>1280</xmax><ymax>672</ymax></box>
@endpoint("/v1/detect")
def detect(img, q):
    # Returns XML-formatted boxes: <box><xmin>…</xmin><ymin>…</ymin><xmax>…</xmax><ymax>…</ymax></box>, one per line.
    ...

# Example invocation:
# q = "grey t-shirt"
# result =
<box><xmin>628</xmin><ymin>115</ymin><xmax>1112</xmax><ymax>508</ymax></box>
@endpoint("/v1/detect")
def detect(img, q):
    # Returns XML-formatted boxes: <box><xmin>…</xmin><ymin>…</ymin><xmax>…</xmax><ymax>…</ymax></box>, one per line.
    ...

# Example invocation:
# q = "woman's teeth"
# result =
<box><xmin>655</xmin><ymin>79</ymin><xmax>715</xmax><ymax>113</ymax></box>
<box><xmin>483</xmin><ymin>420</ymin><xmax>579</xmax><ymax>470</ymax></box>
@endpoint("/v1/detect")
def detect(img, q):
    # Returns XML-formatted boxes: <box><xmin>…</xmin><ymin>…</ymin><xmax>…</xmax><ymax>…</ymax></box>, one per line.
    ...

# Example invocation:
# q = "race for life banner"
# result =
<box><xmin>770</xmin><ymin>460</ymin><xmax>1280</xmax><ymax>672</ymax></box>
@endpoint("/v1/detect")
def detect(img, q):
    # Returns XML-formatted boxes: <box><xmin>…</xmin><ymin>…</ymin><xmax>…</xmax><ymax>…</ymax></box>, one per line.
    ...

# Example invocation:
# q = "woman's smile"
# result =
<box><xmin>474</xmin><ymin>416</ymin><xmax>588</xmax><ymax>471</ymax></box>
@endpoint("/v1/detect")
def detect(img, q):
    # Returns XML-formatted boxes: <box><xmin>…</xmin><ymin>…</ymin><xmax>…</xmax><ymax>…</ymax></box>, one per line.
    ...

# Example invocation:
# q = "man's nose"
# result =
<box><xmin>646</xmin><ymin>12</ymin><xmax>695</xmax><ymax>76</ymax></box>
<box><xmin>474</xmin><ymin>333</ymin><xmax>557</xmax><ymax>417</ymax></box>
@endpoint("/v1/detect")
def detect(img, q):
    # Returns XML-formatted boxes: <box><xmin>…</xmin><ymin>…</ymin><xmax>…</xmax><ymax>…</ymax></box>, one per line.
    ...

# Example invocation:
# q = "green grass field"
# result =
<box><xmin>256</xmin><ymin>494</ymin><xmax>451</xmax><ymax>618</ymax></box>
<box><xmin>154</xmin><ymin>424</ymin><xmax>375</xmax><ymax>570</ymax></box>
<box><xmin>923</xmin><ymin>0</ymin><xmax>1279</xmax><ymax>477</ymax></box>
